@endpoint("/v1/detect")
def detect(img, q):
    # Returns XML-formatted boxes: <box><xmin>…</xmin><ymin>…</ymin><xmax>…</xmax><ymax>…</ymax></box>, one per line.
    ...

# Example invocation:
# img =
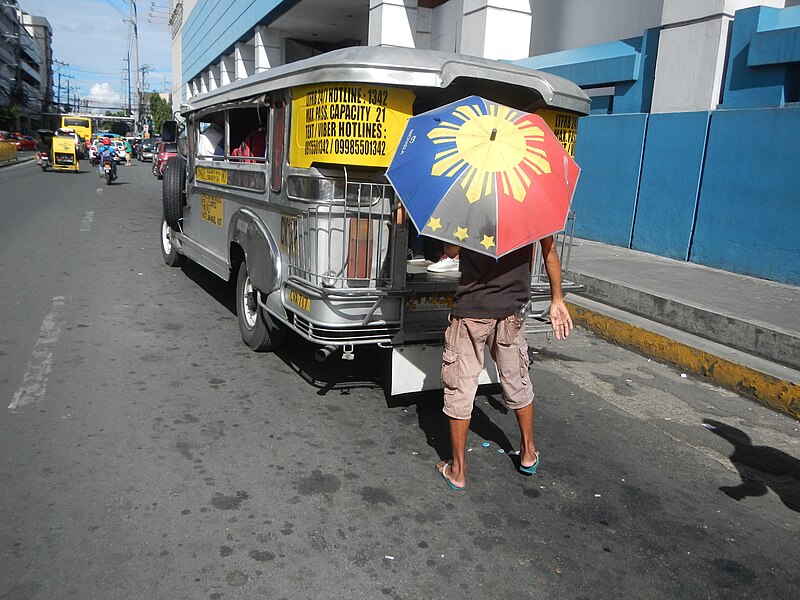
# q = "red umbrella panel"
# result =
<box><xmin>386</xmin><ymin>96</ymin><xmax>581</xmax><ymax>258</ymax></box>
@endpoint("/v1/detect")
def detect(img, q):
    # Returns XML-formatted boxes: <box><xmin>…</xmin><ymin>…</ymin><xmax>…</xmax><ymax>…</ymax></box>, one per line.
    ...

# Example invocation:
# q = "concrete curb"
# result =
<box><xmin>0</xmin><ymin>155</ymin><xmax>36</xmax><ymax>168</ymax></box>
<box><xmin>567</xmin><ymin>298</ymin><xmax>800</xmax><ymax>421</ymax></box>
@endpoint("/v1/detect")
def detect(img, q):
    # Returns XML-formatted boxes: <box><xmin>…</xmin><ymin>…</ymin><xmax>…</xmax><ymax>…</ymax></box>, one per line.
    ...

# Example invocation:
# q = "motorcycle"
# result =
<box><xmin>102</xmin><ymin>158</ymin><xmax>115</xmax><ymax>185</ymax></box>
<box><xmin>39</xmin><ymin>151</ymin><xmax>49</xmax><ymax>171</ymax></box>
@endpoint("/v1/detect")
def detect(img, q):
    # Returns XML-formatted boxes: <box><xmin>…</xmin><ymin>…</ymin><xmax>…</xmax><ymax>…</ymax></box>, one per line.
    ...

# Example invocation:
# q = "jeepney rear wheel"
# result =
<box><xmin>160</xmin><ymin>218</ymin><xmax>184</xmax><ymax>267</ymax></box>
<box><xmin>236</xmin><ymin>260</ymin><xmax>285</xmax><ymax>352</ymax></box>
<box><xmin>162</xmin><ymin>155</ymin><xmax>185</xmax><ymax>229</ymax></box>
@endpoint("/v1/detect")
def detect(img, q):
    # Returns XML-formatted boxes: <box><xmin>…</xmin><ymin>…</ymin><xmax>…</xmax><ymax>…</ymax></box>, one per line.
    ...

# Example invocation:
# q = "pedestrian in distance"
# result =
<box><xmin>124</xmin><ymin>139</ymin><xmax>132</xmax><ymax>166</ymax></box>
<box><xmin>435</xmin><ymin>236</ymin><xmax>573</xmax><ymax>490</ymax></box>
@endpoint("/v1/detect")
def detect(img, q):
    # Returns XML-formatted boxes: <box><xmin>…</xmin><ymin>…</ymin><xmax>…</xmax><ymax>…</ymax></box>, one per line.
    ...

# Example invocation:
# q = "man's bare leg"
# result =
<box><xmin>514</xmin><ymin>403</ymin><xmax>538</xmax><ymax>468</ymax></box>
<box><xmin>437</xmin><ymin>416</ymin><xmax>470</xmax><ymax>488</ymax></box>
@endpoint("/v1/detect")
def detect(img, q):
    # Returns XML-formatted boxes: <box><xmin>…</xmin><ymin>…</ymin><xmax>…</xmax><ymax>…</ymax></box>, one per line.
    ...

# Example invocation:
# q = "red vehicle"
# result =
<box><xmin>153</xmin><ymin>142</ymin><xmax>177</xmax><ymax>179</ymax></box>
<box><xmin>15</xmin><ymin>135</ymin><xmax>37</xmax><ymax>151</ymax></box>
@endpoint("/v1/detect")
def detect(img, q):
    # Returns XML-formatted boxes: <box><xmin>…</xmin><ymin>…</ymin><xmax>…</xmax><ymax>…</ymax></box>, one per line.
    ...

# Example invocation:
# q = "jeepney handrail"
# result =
<box><xmin>286</xmin><ymin>275</ymin><xmax>389</xmax><ymax>299</ymax></box>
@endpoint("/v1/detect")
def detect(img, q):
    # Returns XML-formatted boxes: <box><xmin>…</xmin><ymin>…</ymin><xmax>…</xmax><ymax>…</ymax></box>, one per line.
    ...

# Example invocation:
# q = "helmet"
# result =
<box><xmin>103</xmin><ymin>137</ymin><xmax>111</xmax><ymax>145</ymax></box>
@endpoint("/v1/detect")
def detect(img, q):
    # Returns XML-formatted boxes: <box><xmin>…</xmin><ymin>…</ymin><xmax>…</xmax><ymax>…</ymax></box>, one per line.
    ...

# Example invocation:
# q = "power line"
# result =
<box><xmin>101</xmin><ymin>0</ymin><xmax>129</xmax><ymax>20</ymax></box>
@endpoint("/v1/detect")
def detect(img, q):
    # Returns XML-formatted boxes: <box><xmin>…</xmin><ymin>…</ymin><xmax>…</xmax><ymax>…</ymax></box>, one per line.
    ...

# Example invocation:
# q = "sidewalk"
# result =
<box><xmin>564</xmin><ymin>238</ymin><xmax>800</xmax><ymax>420</ymax></box>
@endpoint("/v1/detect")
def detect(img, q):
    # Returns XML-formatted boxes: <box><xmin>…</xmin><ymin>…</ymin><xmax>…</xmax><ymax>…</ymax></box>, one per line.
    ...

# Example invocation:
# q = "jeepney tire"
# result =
<box><xmin>160</xmin><ymin>218</ymin><xmax>184</xmax><ymax>267</ymax></box>
<box><xmin>162</xmin><ymin>155</ymin><xmax>185</xmax><ymax>229</ymax></box>
<box><xmin>236</xmin><ymin>260</ymin><xmax>285</xmax><ymax>352</ymax></box>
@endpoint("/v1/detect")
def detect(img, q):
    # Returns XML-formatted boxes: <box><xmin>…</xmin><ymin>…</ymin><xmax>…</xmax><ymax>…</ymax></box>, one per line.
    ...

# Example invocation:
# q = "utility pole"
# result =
<box><xmin>139</xmin><ymin>64</ymin><xmax>153</xmax><ymax>135</ymax></box>
<box><xmin>129</xmin><ymin>0</ymin><xmax>140</xmax><ymax>135</ymax></box>
<box><xmin>124</xmin><ymin>54</ymin><xmax>132</xmax><ymax>116</ymax></box>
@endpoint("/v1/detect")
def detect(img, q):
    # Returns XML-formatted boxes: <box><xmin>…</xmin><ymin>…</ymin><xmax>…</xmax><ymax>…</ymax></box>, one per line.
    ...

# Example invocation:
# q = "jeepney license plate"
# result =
<box><xmin>405</xmin><ymin>292</ymin><xmax>453</xmax><ymax>312</ymax></box>
<box><xmin>289</xmin><ymin>290</ymin><xmax>311</xmax><ymax>311</ymax></box>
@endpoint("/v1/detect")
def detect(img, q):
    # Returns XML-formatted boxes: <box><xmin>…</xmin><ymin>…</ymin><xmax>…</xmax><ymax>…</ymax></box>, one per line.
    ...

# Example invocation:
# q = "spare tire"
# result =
<box><xmin>162</xmin><ymin>155</ymin><xmax>186</xmax><ymax>229</ymax></box>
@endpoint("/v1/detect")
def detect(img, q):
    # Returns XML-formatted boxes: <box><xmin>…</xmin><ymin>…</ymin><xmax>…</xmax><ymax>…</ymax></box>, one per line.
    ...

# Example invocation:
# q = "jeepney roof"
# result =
<box><xmin>182</xmin><ymin>46</ymin><xmax>590</xmax><ymax>116</ymax></box>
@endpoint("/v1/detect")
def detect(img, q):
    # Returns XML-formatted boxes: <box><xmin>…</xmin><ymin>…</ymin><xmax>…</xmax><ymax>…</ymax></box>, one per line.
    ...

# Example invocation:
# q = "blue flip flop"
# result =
<box><xmin>436</xmin><ymin>461</ymin><xmax>465</xmax><ymax>490</ymax></box>
<box><xmin>518</xmin><ymin>451</ymin><xmax>540</xmax><ymax>476</ymax></box>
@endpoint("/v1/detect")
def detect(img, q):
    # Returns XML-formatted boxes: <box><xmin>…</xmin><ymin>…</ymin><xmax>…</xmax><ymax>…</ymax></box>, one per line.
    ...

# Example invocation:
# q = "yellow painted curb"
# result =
<box><xmin>567</xmin><ymin>302</ymin><xmax>800</xmax><ymax>421</ymax></box>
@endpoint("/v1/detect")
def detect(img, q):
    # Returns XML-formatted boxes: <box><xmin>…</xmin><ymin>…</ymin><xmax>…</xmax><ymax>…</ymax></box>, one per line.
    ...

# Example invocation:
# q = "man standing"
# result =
<box><xmin>435</xmin><ymin>236</ymin><xmax>572</xmax><ymax>490</ymax></box>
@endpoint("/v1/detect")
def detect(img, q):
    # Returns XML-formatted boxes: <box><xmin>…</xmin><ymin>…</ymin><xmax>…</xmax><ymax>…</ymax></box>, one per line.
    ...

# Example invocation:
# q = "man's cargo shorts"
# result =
<box><xmin>441</xmin><ymin>315</ymin><xmax>533</xmax><ymax>420</ymax></box>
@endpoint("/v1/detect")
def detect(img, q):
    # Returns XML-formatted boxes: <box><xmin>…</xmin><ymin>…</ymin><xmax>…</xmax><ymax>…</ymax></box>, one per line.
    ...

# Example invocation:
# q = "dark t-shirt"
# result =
<box><xmin>452</xmin><ymin>246</ymin><xmax>533</xmax><ymax>319</ymax></box>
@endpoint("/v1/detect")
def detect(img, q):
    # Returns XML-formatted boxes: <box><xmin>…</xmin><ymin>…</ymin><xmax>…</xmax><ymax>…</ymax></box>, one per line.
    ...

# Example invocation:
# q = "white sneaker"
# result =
<box><xmin>427</xmin><ymin>256</ymin><xmax>460</xmax><ymax>273</ymax></box>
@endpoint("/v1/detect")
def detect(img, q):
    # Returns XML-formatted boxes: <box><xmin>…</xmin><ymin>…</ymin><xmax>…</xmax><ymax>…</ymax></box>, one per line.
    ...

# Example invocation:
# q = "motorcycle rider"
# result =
<box><xmin>97</xmin><ymin>137</ymin><xmax>118</xmax><ymax>179</ymax></box>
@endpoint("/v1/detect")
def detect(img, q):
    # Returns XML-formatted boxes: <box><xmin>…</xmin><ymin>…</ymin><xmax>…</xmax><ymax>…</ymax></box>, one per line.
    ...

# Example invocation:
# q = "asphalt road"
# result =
<box><xmin>1</xmin><ymin>158</ymin><xmax>798</xmax><ymax>600</ymax></box>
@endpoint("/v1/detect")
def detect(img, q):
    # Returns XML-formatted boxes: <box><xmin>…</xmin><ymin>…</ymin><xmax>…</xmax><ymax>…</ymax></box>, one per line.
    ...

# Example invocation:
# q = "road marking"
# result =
<box><xmin>8</xmin><ymin>296</ymin><xmax>69</xmax><ymax>411</ymax></box>
<box><xmin>80</xmin><ymin>211</ymin><xmax>94</xmax><ymax>231</ymax></box>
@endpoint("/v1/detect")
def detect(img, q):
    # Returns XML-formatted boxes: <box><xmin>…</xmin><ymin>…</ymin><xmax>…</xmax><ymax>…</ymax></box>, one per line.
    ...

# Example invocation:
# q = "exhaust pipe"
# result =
<box><xmin>315</xmin><ymin>344</ymin><xmax>339</xmax><ymax>362</ymax></box>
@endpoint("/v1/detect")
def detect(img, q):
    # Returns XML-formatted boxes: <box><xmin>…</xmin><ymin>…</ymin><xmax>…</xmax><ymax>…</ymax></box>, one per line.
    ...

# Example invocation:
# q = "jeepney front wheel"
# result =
<box><xmin>160</xmin><ymin>219</ymin><xmax>184</xmax><ymax>267</ymax></box>
<box><xmin>236</xmin><ymin>260</ymin><xmax>285</xmax><ymax>352</ymax></box>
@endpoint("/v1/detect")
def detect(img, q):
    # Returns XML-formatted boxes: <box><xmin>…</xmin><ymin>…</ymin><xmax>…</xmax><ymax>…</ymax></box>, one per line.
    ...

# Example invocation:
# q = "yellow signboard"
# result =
<box><xmin>290</xmin><ymin>83</ymin><xmax>415</xmax><ymax>168</ymax></box>
<box><xmin>52</xmin><ymin>137</ymin><xmax>75</xmax><ymax>154</ymax></box>
<box><xmin>196</xmin><ymin>166</ymin><xmax>228</xmax><ymax>185</ymax></box>
<box><xmin>201</xmin><ymin>194</ymin><xmax>223</xmax><ymax>227</ymax></box>
<box><xmin>536</xmin><ymin>109</ymin><xmax>579</xmax><ymax>157</ymax></box>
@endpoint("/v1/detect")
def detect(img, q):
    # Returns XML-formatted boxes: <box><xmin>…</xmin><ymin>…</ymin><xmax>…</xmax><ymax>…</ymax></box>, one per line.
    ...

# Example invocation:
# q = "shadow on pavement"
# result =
<box><xmin>180</xmin><ymin>260</ymin><xmax>236</xmax><ymax>315</ymax></box>
<box><xmin>390</xmin><ymin>384</ymin><xmax>515</xmax><ymax>461</ymax></box>
<box><xmin>704</xmin><ymin>418</ymin><xmax>800</xmax><ymax>513</ymax></box>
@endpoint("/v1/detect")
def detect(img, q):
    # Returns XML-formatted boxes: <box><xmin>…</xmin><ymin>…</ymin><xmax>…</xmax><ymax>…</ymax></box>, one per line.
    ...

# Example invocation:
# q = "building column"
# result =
<box><xmin>460</xmin><ymin>0</ymin><xmax>532</xmax><ymax>60</ymax></box>
<box><xmin>199</xmin><ymin>71</ymin><xmax>209</xmax><ymax>94</ymax></box>
<box><xmin>235</xmin><ymin>41</ymin><xmax>255</xmax><ymax>80</ymax></box>
<box><xmin>219</xmin><ymin>53</ymin><xmax>235</xmax><ymax>87</ymax></box>
<box><xmin>651</xmin><ymin>0</ymin><xmax>784</xmax><ymax>113</ymax></box>
<box><xmin>255</xmin><ymin>25</ymin><xmax>282</xmax><ymax>72</ymax></box>
<box><xmin>207</xmin><ymin>64</ymin><xmax>220</xmax><ymax>91</ymax></box>
<box><xmin>369</xmin><ymin>0</ymin><xmax>418</xmax><ymax>48</ymax></box>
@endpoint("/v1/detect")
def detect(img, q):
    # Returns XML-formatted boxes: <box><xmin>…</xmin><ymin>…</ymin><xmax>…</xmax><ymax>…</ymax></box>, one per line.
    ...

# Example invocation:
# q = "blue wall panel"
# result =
<box><xmin>182</xmin><ymin>0</ymin><xmax>298</xmax><ymax>84</ymax></box>
<box><xmin>571</xmin><ymin>114</ymin><xmax>648</xmax><ymax>246</ymax></box>
<box><xmin>690</xmin><ymin>108</ymin><xmax>800</xmax><ymax>284</ymax></box>
<box><xmin>632</xmin><ymin>112</ymin><xmax>710</xmax><ymax>259</ymax></box>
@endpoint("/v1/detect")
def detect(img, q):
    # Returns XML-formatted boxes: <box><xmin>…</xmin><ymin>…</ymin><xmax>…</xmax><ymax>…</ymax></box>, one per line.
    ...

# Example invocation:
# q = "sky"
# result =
<box><xmin>18</xmin><ymin>0</ymin><xmax>172</xmax><ymax>113</ymax></box>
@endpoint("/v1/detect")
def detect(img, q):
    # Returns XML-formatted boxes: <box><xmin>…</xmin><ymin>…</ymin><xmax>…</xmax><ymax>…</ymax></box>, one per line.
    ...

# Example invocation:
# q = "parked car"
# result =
<box><xmin>0</xmin><ymin>130</ymin><xmax>19</xmax><ymax>142</ymax></box>
<box><xmin>153</xmin><ymin>142</ymin><xmax>177</xmax><ymax>179</ymax></box>
<box><xmin>15</xmin><ymin>135</ymin><xmax>37</xmax><ymax>151</ymax></box>
<box><xmin>138</xmin><ymin>138</ymin><xmax>156</xmax><ymax>162</ymax></box>
<box><xmin>112</xmin><ymin>140</ymin><xmax>126</xmax><ymax>163</ymax></box>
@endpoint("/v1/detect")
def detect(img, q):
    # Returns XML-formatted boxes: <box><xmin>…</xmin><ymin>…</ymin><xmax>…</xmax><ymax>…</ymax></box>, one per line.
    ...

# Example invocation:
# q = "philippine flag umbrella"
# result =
<box><xmin>386</xmin><ymin>96</ymin><xmax>581</xmax><ymax>259</ymax></box>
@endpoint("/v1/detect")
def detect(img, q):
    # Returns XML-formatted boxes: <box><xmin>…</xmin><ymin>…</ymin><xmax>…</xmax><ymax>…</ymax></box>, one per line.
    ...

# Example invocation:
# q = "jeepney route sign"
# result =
<box><xmin>290</xmin><ymin>83</ymin><xmax>414</xmax><ymax>169</ymax></box>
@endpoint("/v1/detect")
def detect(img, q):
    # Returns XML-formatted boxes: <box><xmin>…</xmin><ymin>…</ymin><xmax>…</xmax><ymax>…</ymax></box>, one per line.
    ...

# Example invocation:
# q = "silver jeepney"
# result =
<box><xmin>160</xmin><ymin>46</ymin><xmax>590</xmax><ymax>395</ymax></box>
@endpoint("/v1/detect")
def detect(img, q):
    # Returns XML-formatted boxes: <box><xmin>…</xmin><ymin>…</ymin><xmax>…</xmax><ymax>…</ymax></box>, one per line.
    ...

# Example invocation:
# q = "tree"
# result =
<box><xmin>149</xmin><ymin>93</ymin><xmax>172</xmax><ymax>136</ymax></box>
<box><xmin>0</xmin><ymin>105</ymin><xmax>22</xmax><ymax>129</ymax></box>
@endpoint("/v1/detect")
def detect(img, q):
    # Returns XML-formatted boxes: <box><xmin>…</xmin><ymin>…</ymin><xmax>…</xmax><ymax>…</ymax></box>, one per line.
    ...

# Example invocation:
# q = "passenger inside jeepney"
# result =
<box><xmin>198</xmin><ymin>112</ymin><xmax>225</xmax><ymax>158</ymax></box>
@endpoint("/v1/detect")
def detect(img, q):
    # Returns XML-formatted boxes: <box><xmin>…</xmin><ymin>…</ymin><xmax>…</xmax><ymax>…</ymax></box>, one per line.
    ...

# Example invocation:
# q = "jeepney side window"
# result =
<box><xmin>270</xmin><ymin>99</ymin><xmax>286</xmax><ymax>193</ymax></box>
<box><xmin>197</xmin><ymin>111</ymin><xmax>225</xmax><ymax>160</ymax></box>
<box><xmin>228</xmin><ymin>106</ymin><xmax>269</xmax><ymax>164</ymax></box>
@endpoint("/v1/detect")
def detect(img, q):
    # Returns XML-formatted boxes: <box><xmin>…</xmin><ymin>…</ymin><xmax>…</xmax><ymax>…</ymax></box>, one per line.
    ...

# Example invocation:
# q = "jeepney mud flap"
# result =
<box><xmin>390</xmin><ymin>344</ymin><xmax>499</xmax><ymax>396</ymax></box>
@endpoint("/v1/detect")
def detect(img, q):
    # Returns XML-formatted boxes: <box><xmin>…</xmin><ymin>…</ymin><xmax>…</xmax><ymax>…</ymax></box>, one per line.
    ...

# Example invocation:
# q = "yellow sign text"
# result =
<box><xmin>196</xmin><ymin>166</ymin><xmax>229</xmax><ymax>185</ymax></box>
<box><xmin>201</xmin><ymin>194</ymin><xmax>223</xmax><ymax>227</ymax></box>
<box><xmin>290</xmin><ymin>83</ymin><xmax>414</xmax><ymax>168</ymax></box>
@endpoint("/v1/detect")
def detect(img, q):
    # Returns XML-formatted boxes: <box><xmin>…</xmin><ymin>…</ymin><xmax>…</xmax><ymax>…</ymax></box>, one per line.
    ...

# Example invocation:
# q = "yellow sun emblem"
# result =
<box><xmin>427</xmin><ymin>103</ymin><xmax>551</xmax><ymax>203</ymax></box>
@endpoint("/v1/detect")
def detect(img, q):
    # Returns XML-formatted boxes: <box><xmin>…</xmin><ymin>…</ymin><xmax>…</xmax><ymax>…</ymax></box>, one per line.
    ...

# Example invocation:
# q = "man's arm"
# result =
<box><xmin>540</xmin><ymin>235</ymin><xmax>573</xmax><ymax>340</ymax></box>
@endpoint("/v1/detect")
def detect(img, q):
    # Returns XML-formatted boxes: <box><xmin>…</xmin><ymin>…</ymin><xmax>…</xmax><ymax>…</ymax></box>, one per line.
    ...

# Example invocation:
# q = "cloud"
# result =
<box><xmin>87</xmin><ymin>83</ymin><xmax>123</xmax><ymax>113</ymax></box>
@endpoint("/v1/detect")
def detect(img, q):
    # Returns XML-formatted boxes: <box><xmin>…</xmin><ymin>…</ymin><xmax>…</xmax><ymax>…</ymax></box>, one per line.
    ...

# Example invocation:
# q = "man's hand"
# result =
<box><xmin>549</xmin><ymin>299</ymin><xmax>573</xmax><ymax>340</ymax></box>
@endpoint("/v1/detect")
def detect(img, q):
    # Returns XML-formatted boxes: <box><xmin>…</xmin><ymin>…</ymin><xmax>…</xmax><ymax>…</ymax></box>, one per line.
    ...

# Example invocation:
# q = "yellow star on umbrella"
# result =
<box><xmin>426</xmin><ymin>216</ymin><xmax>442</xmax><ymax>232</ymax></box>
<box><xmin>480</xmin><ymin>235</ymin><xmax>495</xmax><ymax>250</ymax></box>
<box><xmin>454</xmin><ymin>226</ymin><xmax>469</xmax><ymax>241</ymax></box>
